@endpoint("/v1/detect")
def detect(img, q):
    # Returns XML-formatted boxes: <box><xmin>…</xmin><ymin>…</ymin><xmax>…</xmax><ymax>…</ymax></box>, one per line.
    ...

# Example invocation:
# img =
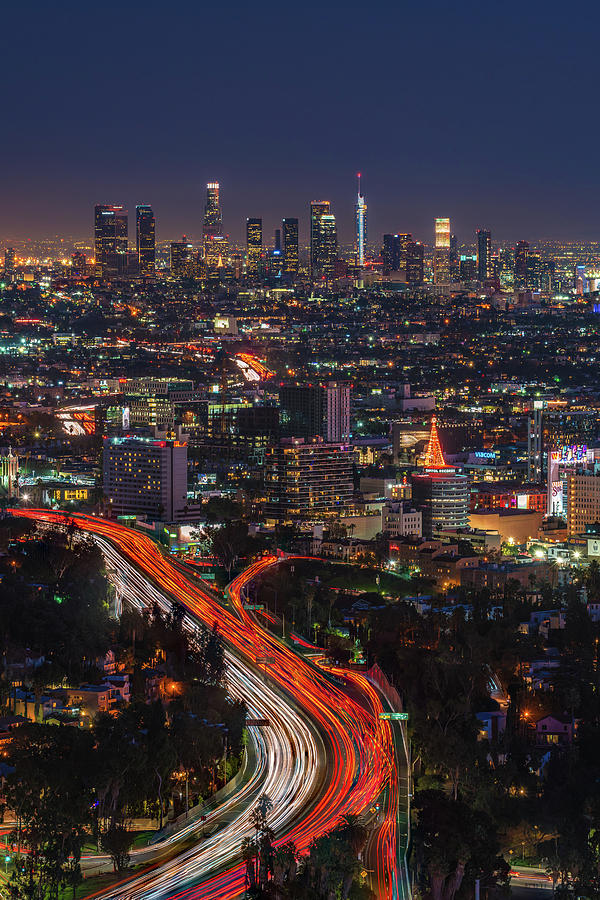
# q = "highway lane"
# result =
<box><xmin>13</xmin><ymin>511</ymin><xmax>401</xmax><ymax>899</ymax></box>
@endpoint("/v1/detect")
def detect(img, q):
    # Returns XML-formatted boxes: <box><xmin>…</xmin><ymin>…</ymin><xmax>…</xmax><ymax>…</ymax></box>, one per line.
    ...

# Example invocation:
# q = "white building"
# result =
<box><xmin>382</xmin><ymin>500</ymin><xmax>422</xmax><ymax>538</ymax></box>
<box><xmin>103</xmin><ymin>428</ymin><xmax>188</xmax><ymax>521</ymax></box>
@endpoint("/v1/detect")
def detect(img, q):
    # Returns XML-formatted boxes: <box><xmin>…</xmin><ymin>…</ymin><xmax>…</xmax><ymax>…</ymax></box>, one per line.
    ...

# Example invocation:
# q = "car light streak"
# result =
<box><xmin>12</xmin><ymin>511</ymin><xmax>401</xmax><ymax>900</ymax></box>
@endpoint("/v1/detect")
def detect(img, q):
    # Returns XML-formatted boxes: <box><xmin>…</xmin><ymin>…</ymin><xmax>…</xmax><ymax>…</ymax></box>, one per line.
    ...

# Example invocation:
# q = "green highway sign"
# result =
<box><xmin>379</xmin><ymin>712</ymin><xmax>408</xmax><ymax>721</ymax></box>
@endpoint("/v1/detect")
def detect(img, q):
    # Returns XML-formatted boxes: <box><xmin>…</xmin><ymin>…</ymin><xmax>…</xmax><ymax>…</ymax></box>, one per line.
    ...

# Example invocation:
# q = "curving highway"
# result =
<box><xmin>11</xmin><ymin>510</ymin><xmax>403</xmax><ymax>900</ymax></box>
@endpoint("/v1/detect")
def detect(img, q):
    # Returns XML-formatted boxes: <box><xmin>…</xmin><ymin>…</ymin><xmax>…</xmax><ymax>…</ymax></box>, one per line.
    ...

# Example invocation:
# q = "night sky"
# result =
<box><xmin>1</xmin><ymin>0</ymin><xmax>597</xmax><ymax>245</ymax></box>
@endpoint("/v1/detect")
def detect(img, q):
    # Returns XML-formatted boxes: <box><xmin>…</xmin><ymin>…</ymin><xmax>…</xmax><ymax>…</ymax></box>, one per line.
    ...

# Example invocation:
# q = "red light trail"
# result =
<box><xmin>11</xmin><ymin>511</ymin><xmax>402</xmax><ymax>900</ymax></box>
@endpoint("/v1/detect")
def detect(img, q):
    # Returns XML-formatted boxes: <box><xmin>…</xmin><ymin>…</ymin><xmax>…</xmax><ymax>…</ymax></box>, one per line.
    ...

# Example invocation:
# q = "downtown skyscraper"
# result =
<box><xmin>136</xmin><ymin>205</ymin><xmax>155</xmax><ymax>277</ymax></box>
<box><xmin>203</xmin><ymin>183</ymin><xmax>223</xmax><ymax>240</ymax></box>
<box><xmin>310</xmin><ymin>201</ymin><xmax>337</xmax><ymax>280</ymax></box>
<box><xmin>282</xmin><ymin>218</ymin><xmax>299</xmax><ymax>276</ymax></box>
<box><xmin>94</xmin><ymin>205</ymin><xmax>128</xmax><ymax>275</ymax></box>
<box><xmin>355</xmin><ymin>174</ymin><xmax>367</xmax><ymax>267</ymax></box>
<box><xmin>246</xmin><ymin>218</ymin><xmax>263</xmax><ymax>276</ymax></box>
<box><xmin>477</xmin><ymin>228</ymin><xmax>492</xmax><ymax>281</ymax></box>
<box><xmin>433</xmin><ymin>217</ymin><xmax>451</xmax><ymax>285</ymax></box>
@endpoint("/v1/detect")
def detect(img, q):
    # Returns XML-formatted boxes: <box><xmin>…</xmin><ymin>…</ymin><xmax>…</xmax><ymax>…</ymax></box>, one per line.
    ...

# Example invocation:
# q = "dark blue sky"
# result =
<box><xmin>1</xmin><ymin>0</ymin><xmax>597</xmax><ymax>245</ymax></box>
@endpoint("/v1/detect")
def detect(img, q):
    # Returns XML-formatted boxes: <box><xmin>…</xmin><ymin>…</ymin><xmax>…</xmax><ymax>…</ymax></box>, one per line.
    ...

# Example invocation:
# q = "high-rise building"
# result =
<box><xmin>264</xmin><ymin>437</ymin><xmax>353</xmax><ymax>523</ymax></box>
<box><xmin>310</xmin><ymin>201</ymin><xmax>337</xmax><ymax>280</ymax></box>
<box><xmin>406</xmin><ymin>241</ymin><xmax>424</xmax><ymax>284</ymax></box>
<box><xmin>435</xmin><ymin>217</ymin><xmax>451</xmax><ymax>249</ymax></box>
<box><xmin>246</xmin><ymin>218</ymin><xmax>262</xmax><ymax>276</ymax></box>
<box><xmin>170</xmin><ymin>237</ymin><xmax>195</xmax><ymax>276</ymax></box>
<box><xmin>279</xmin><ymin>382</ymin><xmax>351</xmax><ymax>442</ymax></box>
<box><xmin>515</xmin><ymin>240</ymin><xmax>529</xmax><ymax>289</ymax></box>
<box><xmin>434</xmin><ymin>217</ymin><xmax>451</xmax><ymax>284</ymax></box>
<box><xmin>382</xmin><ymin>234</ymin><xmax>402</xmax><ymax>275</ymax></box>
<box><xmin>527</xmin><ymin>399</ymin><xmax>544</xmax><ymax>483</ymax></box>
<box><xmin>136</xmin><ymin>205</ymin><xmax>155</xmax><ymax>277</ymax></box>
<box><xmin>355</xmin><ymin>173</ymin><xmax>367</xmax><ymax>267</ymax></box>
<box><xmin>282</xmin><ymin>218</ymin><xmax>299</xmax><ymax>275</ymax></box>
<box><xmin>324</xmin><ymin>382</ymin><xmax>351</xmax><ymax>442</ymax></box>
<box><xmin>411</xmin><ymin>417</ymin><xmax>469</xmax><ymax>537</ymax></box>
<box><xmin>476</xmin><ymin>229</ymin><xmax>492</xmax><ymax>281</ymax></box>
<box><xmin>203</xmin><ymin>182</ymin><xmax>223</xmax><ymax>240</ymax></box>
<box><xmin>204</xmin><ymin>234</ymin><xmax>229</xmax><ymax>270</ymax></box>
<box><xmin>567</xmin><ymin>471</ymin><xmax>600</xmax><ymax>536</ymax></box>
<box><xmin>4</xmin><ymin>247</ymin><xmax>15</xmax><ymax>275</ymax></box>
<box><xmin>94</xmin><ymin>205</ymin><xmax>128</xmax><ymax>275</ymax></box>
<box><xmin>103</xmin><ymin>429</ymin><xmax>189</xmax><ymax>521</ymax></box>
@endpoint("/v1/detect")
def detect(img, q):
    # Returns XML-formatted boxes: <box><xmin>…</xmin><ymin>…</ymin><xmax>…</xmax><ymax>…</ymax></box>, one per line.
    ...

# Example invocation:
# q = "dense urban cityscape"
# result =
<box><xmin>4</xmin><ymin>1</ymin><xmax>600</xmax><ymax>900</ymax></box>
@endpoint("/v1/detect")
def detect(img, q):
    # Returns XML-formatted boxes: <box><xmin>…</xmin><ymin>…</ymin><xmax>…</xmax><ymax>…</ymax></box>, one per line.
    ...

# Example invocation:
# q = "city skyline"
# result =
<box><xmin>2</xmin><ymin>1</ymin><xmax>600</xmax><ymax>242</ymax></box>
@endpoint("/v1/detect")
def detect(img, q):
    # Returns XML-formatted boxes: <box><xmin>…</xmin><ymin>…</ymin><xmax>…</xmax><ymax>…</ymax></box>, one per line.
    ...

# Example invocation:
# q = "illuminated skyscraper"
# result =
<box><xmin>4</xmin><ymin>247</ymin><xmax>15</xmax><ymax>275</ymax></box>
<box><xmin>94</xmin><ymin>205</ymin><xmax>128</xmax><ymax>274</ymax></box>
<box><xmin>355</xmin><ymin>173</ymin><xmax>367</xmax><ymax>267</ymax></box>
<box><xmin>136</xmin><ymin>205</ymin><xmax>155</xmax><ymax>277</ymax></box>
<box><xmin>170</xmin><ymin>236</ymin><xmax>194</xmax><ymax>276</ymax></box>
<box><xmin>246</xmin><ymin>218</ymin><xmax>262</xmax><ymax>276</ymax></box>
<box><xmin>515</xmin><ymin>240</ymin><xmax>529</xmax><ymax>289</ymax></box>
<box><xmin>406</xmin><ymin>241</ymin><xmax>424</xmax><ymax>284</ymax></box>
<box><xmin>282</xmin><ymin>218</ymin><xmax>299</xmax><ymax>275</ymax></box>
<box><xmin>310</xmin><ymin>201</ymin><xmax>337</xmax><ymax>280</ymax></box>
<box><xmin>476</xmin><ymin>229</ymin><xmax>492</xmax><ymax>281</ymax></box>
<box><xmin>203</xmin><ymin>182</ymin><xmax>223</xmax><ymax>240</ymax></box>
<box><xmin>433</xmin><ymin>217</ymin><xmax>451</xmax><ymax>284</ymax></box>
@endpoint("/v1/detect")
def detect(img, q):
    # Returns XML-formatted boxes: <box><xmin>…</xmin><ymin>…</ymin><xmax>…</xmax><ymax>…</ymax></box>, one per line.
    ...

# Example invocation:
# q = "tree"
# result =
<box><xmin>100</xmin><ymin>824</ymin><xmax>135</xmax><ymax>873</ymax></box>
<box><xmin>5</xmin><ymin>725</ymin><xmax>95</xmax><ymax>900</ymax></box>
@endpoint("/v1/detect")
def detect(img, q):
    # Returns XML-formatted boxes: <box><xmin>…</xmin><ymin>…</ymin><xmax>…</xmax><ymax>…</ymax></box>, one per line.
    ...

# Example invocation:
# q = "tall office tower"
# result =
<box><xmin>382</xmin><ymin>234</ymin><xmax>401</xmax><ymax>274</ymax></box>
<box><xmin>246</xmin><ymin>218</ymin><xmax>262</xmax><ymax>275</ymax></box>
<box><xmin>406</xmin><ymin>241</ymin><xmax>424</xmax><ymax>284</ymax></box>
<box><xmin>498</xmin><ymin>247</ymin><xmax>515</xmax><ymax>289</ymax></box>
<box><xmin>527</xmin><ymin>399</ymin><xmax>545</xmax><ymax>483</ymax></box>
<box><xmin>355</xmin><ymin>173</ymin><xmax>367</xmax><ymax>267</ymax></box>
<box><xmin>170</xmin><ymin>236</ymin><xmax>194</xmax><ymax>276</ymax></box>
<box><xmin>476</xmin><ymin>229</ymin><xmax>492</xmax><ymax>281</ymax></box>
<box><xmin>94</xmin><ymin>205</ymin><xmax>128</xmax><ymax>274</ymax></box>
<box><xmin>274</xmin><ymin>229</ymin><xmax>281</xmax><ymax>252</ymax></box>
<box><xmin>203</xmin><ymin>182</ymin><xmax>223</xmax><ymax>241</ymax></box>
<box><xmin>449</xmin><ymin>233</ymin><xmax>459</xmax><ymax>279</ymax></box>
<box><xmin>434</xmin><ymin>217</ymin><xmax>451</xmax><ymax>284</ymax></box>
<box><xmin>136</xmin><ymin>205</ymin><xmax>155</xmax><ymax>277</ymax></box>
<box><xmin>514</xmin><ymin>240</ymin><xmax>529</xmax><ymax>289</ymax></box>
<box><xmin>310</xmin><ymin>201</ymin><xmax>337</xmax><ymax>280</ymax></box>
<box><xmin>382</xmin><ymin>233</ymin><xmax>413</xmax><ymax>275</ymax></box>
<box><xmin>4</xmin><ymin>247</ymin><xmax>15</xmax><ymax>275</ymax></box>
<box><xmin>282</xmin><ymin>218</ymin><xmax>299</xmax><ymax>275</ymax></box>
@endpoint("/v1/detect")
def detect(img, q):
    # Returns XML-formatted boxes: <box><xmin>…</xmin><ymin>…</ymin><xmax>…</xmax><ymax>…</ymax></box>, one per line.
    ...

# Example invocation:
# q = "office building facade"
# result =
<box><xmin>477</xmin><ymin>229</ymin><xmax>492</xmax><ymax>281</ymax></box>
<box><xmin>282</xmin><ymin>218</ymin><xmax>299</xmax><ymax>275</ymax></box>
<box><xmin>246</xmin><ymin>217</ymin><xmax>262</xmax><ymax>275</ymax></box>
<box><xmin>94</xmin><ymin>205</ymin><xmax>128</xmax><ymax>275</ymax></box>
<box><xmin>103</xmin><ymin>430</ymin><xmax>188</xmax><ymax>520</ymax></box>
<box><xmin>136</xmin><ymin>205</ymin><xmax>155</xmax><ymax>277</ymax></box>
<box><xmin>310</xmin><ymin>201</ymin><xmax>337</xmax><ymax>280</ymax></box>
<box><xmin>265</xmin><ymin>438</ymin><xmax>353</xmax><ymax>523</ymax></box>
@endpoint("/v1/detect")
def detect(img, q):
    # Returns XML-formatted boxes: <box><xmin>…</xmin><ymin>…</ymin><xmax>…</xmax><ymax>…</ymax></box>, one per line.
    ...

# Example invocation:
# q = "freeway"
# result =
<box><xmin>12</xmin><ymin>511</ymin><xmax>402</xmax><ymax>899</ymax></box>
